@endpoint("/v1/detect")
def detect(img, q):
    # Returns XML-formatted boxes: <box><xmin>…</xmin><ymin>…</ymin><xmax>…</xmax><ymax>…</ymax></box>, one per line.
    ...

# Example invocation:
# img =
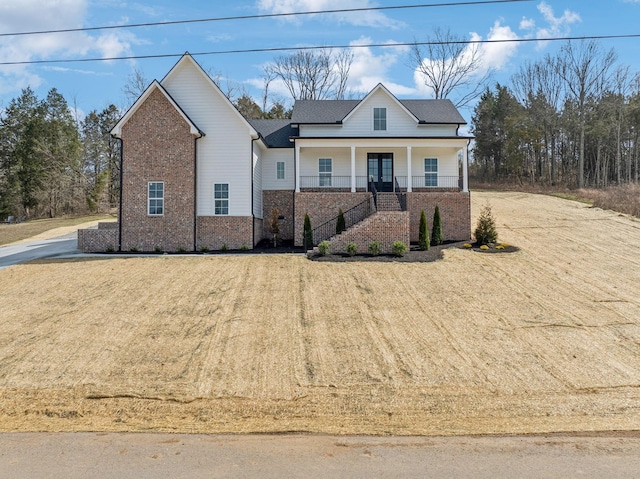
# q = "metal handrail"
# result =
<box><xmin>394</xmin><ymin>177</ymin><xmax>407</xmax><ymax>211</ymax></box>
<box><xmin>311</xmin><ymin>194</ymin><xmax>376</xmax><ymax>246</ymax></box>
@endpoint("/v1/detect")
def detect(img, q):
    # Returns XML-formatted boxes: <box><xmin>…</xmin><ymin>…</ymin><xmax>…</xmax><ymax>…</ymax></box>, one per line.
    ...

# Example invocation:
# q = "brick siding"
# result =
<box><xmin>262</xmin><ymin>190</ymin><xmax>294</xmax><ymax>241</ymax></box>
<box><xmin>294</xmin><ymin>192</ymin><xmax>371</xmax><ymax>246</ymax></box>
<box><xmin>406</xmin><ymin>192</ymin><xmax>471</xmax><ymax>242</ymax></box>
<box><xmin>119</xmin><ymin>87</ymin><xmax>196</xmax><ymax>252</ymax></box>
<box><xmin>327</xmin><ymin>211</ymin><xmax>410</xmax><ymax>254</ymax></box>
<box><xmin>196</xmin><ymin>216</ymin><xmax>254</xmax><ymax>250</ymax></box>
<box><xmin>78</xmin><ymin>228</ymin><xmax>118</xmax><ymax>253</ymax></box>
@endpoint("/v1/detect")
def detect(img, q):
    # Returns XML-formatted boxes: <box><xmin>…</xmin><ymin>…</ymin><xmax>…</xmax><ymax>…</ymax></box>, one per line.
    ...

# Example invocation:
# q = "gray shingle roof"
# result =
<box><xmin>291</xmin><ymin>98</ymin><xmax>466</xmax><ymax>125</ymax></box>
<box><xmin>248</xmin><ymin>119</ymin><xmax>297</xmax><ymax>148</ymax></box>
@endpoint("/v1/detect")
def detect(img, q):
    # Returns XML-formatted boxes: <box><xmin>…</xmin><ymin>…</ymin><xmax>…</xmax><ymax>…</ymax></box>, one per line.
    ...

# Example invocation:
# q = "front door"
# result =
<box><xmin>367</xmin><ymin>153</ymin><xmax>393</xmax><ymax>192</ymax></box>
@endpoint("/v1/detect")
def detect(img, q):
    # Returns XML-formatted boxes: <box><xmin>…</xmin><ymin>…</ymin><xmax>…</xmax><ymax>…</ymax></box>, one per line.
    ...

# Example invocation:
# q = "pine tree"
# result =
<box><xmin>419</xmin><ymin>209</ymin><xmax>430</xmax><ymax>250</ymax></box>
<box><xmin>474</xmin><ymin>204</ymin><xmax>498</xmax><ymax>245</ymax></box>
<box><xmin>431</xmin><ymin>205</ymin><xmax>443</xmax><ymax>246</ymax></box>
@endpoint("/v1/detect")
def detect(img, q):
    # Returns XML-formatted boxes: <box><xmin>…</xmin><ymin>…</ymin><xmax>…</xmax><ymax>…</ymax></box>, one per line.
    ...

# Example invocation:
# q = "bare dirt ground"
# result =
<box><xmin>1</xmin><ymin>191</ymin><xmax>639</xmax><ymax>436</ymax></box>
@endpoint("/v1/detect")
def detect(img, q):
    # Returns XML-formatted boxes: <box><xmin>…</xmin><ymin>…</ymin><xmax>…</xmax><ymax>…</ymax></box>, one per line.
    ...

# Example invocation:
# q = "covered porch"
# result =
<box><xmin>294</xmin><ymin>138</ymin><xmax>469</xmax><ymax>193</ymax></box>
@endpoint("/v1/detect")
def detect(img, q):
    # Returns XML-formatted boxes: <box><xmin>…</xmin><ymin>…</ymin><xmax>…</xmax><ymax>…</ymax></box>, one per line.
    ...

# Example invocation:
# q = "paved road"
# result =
<box><xmin>1</xmin><ymin>433</ymin><xmax>640</xmax><ymax>478</ymax></box>
<box><xmin>0</xmin><ymin>232</ymin><xmax>79</xmax><ymax>270</ymax></box>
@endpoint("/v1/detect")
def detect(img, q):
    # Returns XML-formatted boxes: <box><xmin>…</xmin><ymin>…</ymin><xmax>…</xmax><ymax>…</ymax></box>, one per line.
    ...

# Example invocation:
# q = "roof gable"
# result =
<box><xmin>160</xmin><ymin>53</ymin><xmax>257</xmax><ymax>138</ymax></box>
<box><xmin>110</xmin><ymin>80</ymin><xmax>202</xmax><ymax>138</ymax></box>
<box><xmin>342</xmin><ymin>83</ymin><xmax>419</xmax><ymax>124</ymax></box>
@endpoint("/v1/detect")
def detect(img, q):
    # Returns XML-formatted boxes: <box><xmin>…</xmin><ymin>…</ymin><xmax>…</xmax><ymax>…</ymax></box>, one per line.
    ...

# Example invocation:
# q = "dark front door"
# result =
<box><xmin>367</xmin><ymin>153</ymin><xmax>393</xmax><ymax>192</ymax></box>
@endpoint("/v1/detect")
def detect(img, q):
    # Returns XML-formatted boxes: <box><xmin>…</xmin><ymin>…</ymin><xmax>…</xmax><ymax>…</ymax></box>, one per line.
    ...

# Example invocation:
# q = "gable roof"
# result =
<box><xmin>291</xmin><ymin>84</ymin><xmax>466</xmax><ymax>126</ymax></box>
<box><xmin>110</xmin><ymin>80</ymin><xmax>203</xmax><ymax>138</ymax></box>
<box><xmin>248</xmin><ymin>119</ymin><xmax>297</xmax><ymax>148</ymax></box>
<box><xmin>161</xmin><ymin>53</ymin><xmax>258</xmax><ymax>138</ymax></box>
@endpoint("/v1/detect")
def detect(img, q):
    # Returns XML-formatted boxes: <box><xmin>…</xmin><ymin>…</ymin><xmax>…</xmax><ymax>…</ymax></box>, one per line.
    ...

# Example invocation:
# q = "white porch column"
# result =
<box><xmin>295</xmin><ymin>144</ymin><xmax>301</xmax><ymax>193</ymax></box>
<box><xmin>462</xmin><ymin>144</ymin><xmax>469</xmax><ymax>193</ymax></box>
<box><xmin>350</xmin><ymin>146</ymin><xmax>356</xmax><ymax>192</ymax></box>
<box><xmin>406</xmin><ymin>146</ymin><xmax>412</xmax><ymax>192</ymax></box>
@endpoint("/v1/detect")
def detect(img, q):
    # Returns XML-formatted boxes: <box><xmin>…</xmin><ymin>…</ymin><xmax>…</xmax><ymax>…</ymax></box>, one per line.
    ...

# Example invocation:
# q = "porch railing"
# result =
<box><xmin>394</xmin><ymin>177</ymin><xmax>407</xmax><ymax>211</ymax></box>
<box><xmin>300</xmin><ymin>176</ymin><xmax>369</xmax><ymax>189</ymax></box>
<box><xmin>394</xmin><ymin>176</ymin><xmax>462</xmax><ymax>190</ymax></box>
<box><xmin>310</xmin><ymin>194</ymin><xmax>376</xmax><ymax>247</ymax></box>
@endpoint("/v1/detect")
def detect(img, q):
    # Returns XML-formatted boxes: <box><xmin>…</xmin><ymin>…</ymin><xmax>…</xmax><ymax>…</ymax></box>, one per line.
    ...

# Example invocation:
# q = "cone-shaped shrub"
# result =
<box><xmin>303</xmin><ymin>213</ymin><xmax>313</xmax><ymax>249</ymax></box>
<box><xmin>336</xmin><ymin>208</ymin><xmax>346</xmax><ymax>234</ymax></box>
<box><xmin>431</xmin><ymin>205</ymin><xmax>443</xmax><ymax>246</ymax></box>
<box><xmin>418</xmin><ymin>209</ymin><xmax>430</xmax><ymax>251</ymax></box>
<box><xmin>474</xmin><ymin>203</ymin><xmax>498</xmax><ymax>245</ymax></box>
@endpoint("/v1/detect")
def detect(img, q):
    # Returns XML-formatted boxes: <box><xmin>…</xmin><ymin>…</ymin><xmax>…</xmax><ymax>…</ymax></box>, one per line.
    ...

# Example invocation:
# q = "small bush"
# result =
<box><xmin>154</xmin><ymin>245</ymin><xmax>163</xmax><ymax>253</ymax></box>
<box><xmin>431</xmin><ymin>205</ymin><xmax>443</xmax><ymax>246</ymax></box>
<box><xmin>345</xmin><ymin>242</ymin><xmax>357</xmax><ymax>256</ymax></box>
<box><xmin>318</xmin><ymin>240</ymin><xmax>330</xmax><ymax>256</ymax></box>
<box><xmin>418</xmin><ymin>209</ymin><xmax>430</xmax><ymax>251</ymax></box>
<box><xmin>303</xmin><ymin>213</ymin><xmax>313</xmax><ymax>250</ymax></box>
<box><xmin>129</xmin><ymin>247</ymin><xmax>138</xmax><ymax>252</ymax></box>
<box><xmin>177</xmin><ymin>246</ymin><xmax>186</xmax><ymax>253</ymax></box>
<box><xmin>391</xmin><ymin>240</ymin><xmax>408</xmax><ymax>257</ymax></box>
<box><xmin>221</xmin><ymin>243</ymin><xmax>228</xmax><ymax>252</ymax></box>
<box><xmin>240</xmin><ymin>243</ymin><xmax>249</xmax><ymax>251</ymax></box>
<box><xmin>369</xmin><ymin>241</ymin><xmax>382</xmax><ymax>256</ymax></box>
<box><xmin>336</xmin><ymin>208</ymin><xmax>346</xmax><ymax>234</ymax></box>
<box><xmin>105</xmin><ymin>246</ymin><xmax>114</xmax><ymax>253</ymax></box>
<box><xmin>480</xmin><ymin>244</ymin><xmax>490</xmax><ymax>250</ymax></box>
<box><xmin>474</xmin><ymin>203</ymin><xmax>498</xmax><ymax>245</ymax></box>
<box><xmin>462</xmin><ymin>243</ymin><xmax>472</xmax><ymax>249</ymax></box>
<box><xmin>496</xmin><ymin>244</ymin><xmax>505</xmax><ymax>250</ymax></box>
<box><xmin>199</xmin><ymin>245</ymin><xmax>209</xmax><ymax>253</ymax></box>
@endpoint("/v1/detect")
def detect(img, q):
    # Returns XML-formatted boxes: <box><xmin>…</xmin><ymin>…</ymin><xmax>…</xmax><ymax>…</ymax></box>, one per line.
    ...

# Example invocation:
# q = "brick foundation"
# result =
<box><xmin>119</xmin><ymin>87</ymin><xmax>197</xmax><ymax>252</ymax></box>
<box><xmin>263</xmin><ymin>190</ymin><xmax>294</xmax><ymax>241</ymax></box>
<box><xmin>78</xmin><ymin>228</ymin><xmax>118</xmax><ymax>253</ymax></box>
<box><xmin>327</xmin><ymin>211</ymin><xmax>410</xmax><ymax>254</ymax></box>
<box><xmin>406</xmin><ymin>192</ymin><xmax>471</xmax><ymax>242</ymax></box>
<box><xmin>294</xmin><ymin>192</ymin><xmax>372</xmax><ymax>246</ymax></box>
<box><xmin>196</xmin><ymin>216</ymin><xmax>254</xmax><ymax>250</ymax></box>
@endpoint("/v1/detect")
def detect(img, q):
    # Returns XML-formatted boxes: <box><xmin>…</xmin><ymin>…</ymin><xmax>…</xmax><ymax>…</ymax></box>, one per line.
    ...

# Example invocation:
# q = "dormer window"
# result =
<box><xmin>373</xmin><ymin>107</ymin><xmax>387</xmax><ymax>131</ymax></box>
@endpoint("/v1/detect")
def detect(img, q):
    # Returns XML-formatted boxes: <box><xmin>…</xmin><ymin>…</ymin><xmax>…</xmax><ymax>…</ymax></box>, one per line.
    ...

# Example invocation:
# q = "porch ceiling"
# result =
<box><xmin>294</xmin><ymin>137</ymin><xmax>469</xmax><ymax>149</ymax></box>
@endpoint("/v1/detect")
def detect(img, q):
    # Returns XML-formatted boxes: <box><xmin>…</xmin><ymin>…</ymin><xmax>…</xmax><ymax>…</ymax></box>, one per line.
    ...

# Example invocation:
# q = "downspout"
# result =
<box><xmin>115</xmin><ymin>136</ymin><xmax>123</xmax><ymax>252</ymax></box>
<box><xmin>193</xmin><ymin>136</ymin><xmax>199</xmax><ymax>252</ymax></box>
<box><xmin>251</xmin><ymin>138</ymin><xmax>257</xmax><ymax>247</ymax></box>
<box><xmin>292</xmin><ymin>138</ymin><xmax>296</xmax><ymax>245</ymax></box>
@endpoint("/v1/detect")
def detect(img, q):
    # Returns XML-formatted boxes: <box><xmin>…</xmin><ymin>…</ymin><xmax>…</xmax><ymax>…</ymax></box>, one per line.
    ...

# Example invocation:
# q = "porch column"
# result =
<box><xmin>295</xmin><ymin>144</ymin><xmax>300</xmax><ymax>193</ymax></box>
<box><xmin>350</xmin><ymin>146</ymin><xmax>356</xmax><ymax>192</ymax></box>
<box><xmin>462</xmin><ymin>144</ymin><xmax>469</xmax><ymax>192</ymax></box>
<box><xmin>406</xmin><ymin>146</ymin><xmax>412</xmax><ymax>192</ymax></box>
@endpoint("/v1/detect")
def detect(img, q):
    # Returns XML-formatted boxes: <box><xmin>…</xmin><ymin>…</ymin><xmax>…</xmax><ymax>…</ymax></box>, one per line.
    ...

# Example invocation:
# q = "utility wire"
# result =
<box><xmin>1</xmin><ymin>33</ymin><xmax>639</xmax><ymax>66</ymax></box>
<box><xmin>0</xmin><ymin>0</ymin><xmax>533</xmax><ymax>37</ymax></box>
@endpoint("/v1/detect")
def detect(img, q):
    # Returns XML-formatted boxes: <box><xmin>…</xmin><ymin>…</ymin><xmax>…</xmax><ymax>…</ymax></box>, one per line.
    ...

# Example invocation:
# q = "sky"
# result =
<box><xmin>0</xmin><ymin>0</ymin><xmax>639</xmax><ymax>123</ymax></box>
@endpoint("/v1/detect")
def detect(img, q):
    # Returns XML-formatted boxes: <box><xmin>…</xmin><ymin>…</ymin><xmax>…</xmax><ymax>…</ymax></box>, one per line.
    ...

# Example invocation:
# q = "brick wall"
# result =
<box><xmin>327</xmin><ymin>212</ymin><xmax>410</xmax><ymax>254</ymax></box>
<box><xmin>294</xmin><ymin>192</ymin><xmax>372</xmax><ymax>246</ymax></box>
<box><xmin>98</xmin><ymin>221</ymin><xmax>118</xmax><ymax>230</ymax></box>
<box><xmin>263</xmin><ymin>190</ymin><xmax>294</xmax><ymax>241</ymax></box>
<box><xmin>196</xmin><ymin>216</ymin><xmax>253</xmax><ymax>250</ymax></box>
<box><xmin>253</xmin><ymin>217</ymin><xmax>263</xmax><ymax>246</ymax></box>
<box><xmin>406</xmin><ymin>192</ymin><xmax>471</xmax><ymax>242</ymax></box>
<box><xmin>119</xmin><ymin>87</ymin><xmax>196</xmax><ymax>252</ymax></box>
<box><xmin>78</xmin><ymin>228</ymin><xmax>118</xmax><ymax>253</ymax></box>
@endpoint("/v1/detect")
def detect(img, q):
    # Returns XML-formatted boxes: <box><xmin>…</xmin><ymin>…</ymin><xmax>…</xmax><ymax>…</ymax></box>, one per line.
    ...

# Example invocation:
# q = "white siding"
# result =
<box><xmin>261</xmin><ymin>148</ymin><xmax>295</xmax><ymax>191</ymax></box>
<box><xmin>162</xmin><ymin>59</ymin><xmax>255</xmax><ymax>216</ymax></box>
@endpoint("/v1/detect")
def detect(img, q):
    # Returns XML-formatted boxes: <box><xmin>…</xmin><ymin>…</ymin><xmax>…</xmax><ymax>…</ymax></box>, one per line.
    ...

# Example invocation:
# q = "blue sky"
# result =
<box><xmin>0</xmin><ymin>0</ymin><xmax>639</xmax><ymax>122</ymax></box>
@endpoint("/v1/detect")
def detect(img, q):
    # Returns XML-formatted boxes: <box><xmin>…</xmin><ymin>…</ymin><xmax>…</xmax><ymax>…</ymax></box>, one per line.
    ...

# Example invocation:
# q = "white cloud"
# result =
<box><xmin>519</xmin><ymin>2</ymin><xmax>581</xmax><ymax>47</ymax></box>
<box><xmin>0</xmin><ymin>0</ymin><xmax>137</xmax><ymax>96</ymax></box>
<box><xmin>256</xmin><ymin>0</ymin><xmax>404</xmax><ymax>29</ymax></box>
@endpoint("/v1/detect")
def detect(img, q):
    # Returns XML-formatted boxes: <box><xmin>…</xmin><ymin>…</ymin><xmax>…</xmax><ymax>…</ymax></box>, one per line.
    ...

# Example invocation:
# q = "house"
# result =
<box><xmin>78</xmin><ymin>53</ymin><xmax>472</xmax><ymax>254</ymax></box>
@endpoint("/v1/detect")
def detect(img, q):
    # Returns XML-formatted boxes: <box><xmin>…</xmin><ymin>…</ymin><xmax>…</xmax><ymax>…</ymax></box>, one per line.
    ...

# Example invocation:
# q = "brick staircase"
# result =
<box><xmin>375</xmin><ymin>192</ymin><xmax>402</xmax><ymax>211</ymax></box>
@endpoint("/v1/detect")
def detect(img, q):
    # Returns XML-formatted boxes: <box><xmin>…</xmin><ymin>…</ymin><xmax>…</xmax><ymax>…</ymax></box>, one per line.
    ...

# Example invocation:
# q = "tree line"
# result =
<box><xmin>472</xmin><ymin>40</ymin><xmax>640</xmax><ymax>188</ymax></box>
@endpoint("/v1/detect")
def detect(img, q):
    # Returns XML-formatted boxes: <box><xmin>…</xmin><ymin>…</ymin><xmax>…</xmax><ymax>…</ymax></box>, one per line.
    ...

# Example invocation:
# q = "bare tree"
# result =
<box><xmin>554</xmin><ymin>40</ymin><xmax>617</xmax><ymax>188</ymax></box>
<box><xmin>265</xmin><ymin>48</ymin><xmax>354</xmax><ymax>101</ymax></box>
<box><xmin>122</xmin><ymin>68</ymin><xmax>149</xmax><ymax>108</ymax></box>
<box><xmin>411</xmin><ymin>27</ymin><xmax>492</xmax><ymax>108</ymax></box>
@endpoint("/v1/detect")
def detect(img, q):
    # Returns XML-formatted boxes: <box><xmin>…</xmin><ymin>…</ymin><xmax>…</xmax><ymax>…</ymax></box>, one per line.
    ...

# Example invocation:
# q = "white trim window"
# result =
<box><xmin>276</xmin><ymin>161</ymin><xmax>285</xmax><ymax>180</ymax></box>
<box><xmin>373</xmin><ymin>107</ymin><xmax>387</xmax><ymax>131</ymax></box>
<box><xmin>319</xmin><ymin>158</ymin><xmax>332</xmax><ymax>187</ymax></box>
<box><xmin>424</xmin><ymin>158</ymin><xmax>438</xmax><ymax>187</ymax></box>
<box><xmin>148</xmin><ymin>181</ymin><xmax>164</xmax><ymax>216</ymax></box>
<box><xmin>214</xmin><ymin>183</ymin><xmax>229</xmax><ymax>215</ymax></box>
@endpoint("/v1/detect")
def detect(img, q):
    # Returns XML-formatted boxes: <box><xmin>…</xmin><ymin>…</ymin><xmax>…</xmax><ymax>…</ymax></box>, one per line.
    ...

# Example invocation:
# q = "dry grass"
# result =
<box><xmin>578</xmin><ymin>184</ymin><xmax>640</xmax><ymax>218</ymax></box>
<box><xmin>0</xmin><ymin>214</ymin><xmax>115</xmax><ymax>246</ymax></box>
<box><xmin>1</xmin><ymin>192</ymin><xmax>640</xmax><ymax>436</ymax></box>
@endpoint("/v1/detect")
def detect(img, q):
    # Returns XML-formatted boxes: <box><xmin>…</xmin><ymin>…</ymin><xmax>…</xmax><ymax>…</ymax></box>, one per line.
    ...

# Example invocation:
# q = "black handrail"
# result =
<box><xmin>311</xmin><ymin>194</ymin><xmax>376</xmax><ymax>246</ymax></box>
<box><xmin>369</xmin><ymin>178</ymin><xmax>377</xmax><ymax>209</ymax></box>
<box><xmin>394</xmin><ymin>177</ymin><xmax>407</xmax><ymax>211</ymax></box>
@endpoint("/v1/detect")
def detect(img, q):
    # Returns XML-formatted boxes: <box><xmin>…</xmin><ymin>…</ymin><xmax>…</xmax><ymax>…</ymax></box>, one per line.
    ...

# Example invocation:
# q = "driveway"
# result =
<box><xmin>0</xmin><ymin>232</ymin><xmax>79</xmax><ymax>270</ymax></box>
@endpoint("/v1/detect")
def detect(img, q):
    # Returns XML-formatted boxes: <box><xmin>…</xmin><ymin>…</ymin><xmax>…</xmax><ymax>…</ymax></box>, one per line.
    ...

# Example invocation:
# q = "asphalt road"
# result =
<box><xmin>0</xmin><ymin>233</ymin><xmax>79</xmax><ymax>270</ymax></box>
<box><xmin>2</xmin><ymin>433</ymin><xmax>640</xmax><ymax>478</ymax></box>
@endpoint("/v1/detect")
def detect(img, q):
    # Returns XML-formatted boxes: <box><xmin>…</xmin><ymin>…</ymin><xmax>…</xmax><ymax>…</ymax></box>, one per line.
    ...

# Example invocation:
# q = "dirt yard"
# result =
<box><xmin>1</xmin><ymin>191</ymin><xmax>639</xmax><ymax>436</ymax></box>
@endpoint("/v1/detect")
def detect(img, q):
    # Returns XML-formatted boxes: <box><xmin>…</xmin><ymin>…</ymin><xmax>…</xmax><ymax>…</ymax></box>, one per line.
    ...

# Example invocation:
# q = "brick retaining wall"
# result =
<box><xmin>78</xmin><ymin>228</ymin><xmax>118</xmax><ymax>253</ymax></box>
<box><xmin>407</xmin><ymin>192</ymin><xmax>471</xmax><ymax>242</ymax></box>
<box><xmin>327</xmin><ymin>211</ymin><xmax>410</xmax><ymax>255</ymax></box>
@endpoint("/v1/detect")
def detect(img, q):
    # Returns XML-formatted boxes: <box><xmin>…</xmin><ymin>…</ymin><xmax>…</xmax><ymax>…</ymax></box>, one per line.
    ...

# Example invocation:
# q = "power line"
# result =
<box><xmin>1</xmin><ymin>33</ymin><xmax>639</xmax><ymax>66</ymax></box>
<box><xmin>0</xmin><ymin>0</ymin><xmax>532</xmax><ymax>37</ymax></box>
